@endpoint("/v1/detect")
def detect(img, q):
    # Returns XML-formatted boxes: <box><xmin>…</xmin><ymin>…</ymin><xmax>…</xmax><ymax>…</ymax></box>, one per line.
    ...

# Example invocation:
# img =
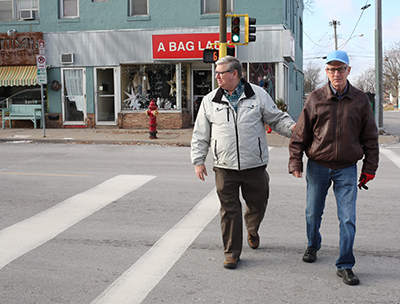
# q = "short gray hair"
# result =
<box><xmin>216</xmin><ymin>55</ymin><xmax>243</xmax><ymax>78</ymax></box>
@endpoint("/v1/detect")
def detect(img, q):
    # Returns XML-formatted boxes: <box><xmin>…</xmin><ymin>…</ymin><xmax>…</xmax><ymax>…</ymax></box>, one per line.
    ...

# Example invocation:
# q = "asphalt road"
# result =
<box><xmin>383</xmin><ymin>110</ymin><xmax>400</xmax><ymax>136</ymax></box>
<box><xmin>0</xmin><ymin>141</ymin><xmax>399</xmax><ymax>304</ymax></box>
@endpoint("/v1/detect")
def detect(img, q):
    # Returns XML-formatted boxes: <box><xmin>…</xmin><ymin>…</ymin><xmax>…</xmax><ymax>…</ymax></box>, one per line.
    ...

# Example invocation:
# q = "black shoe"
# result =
<box><xmin>302</xmin><ymin>247</ymin><xmax>318</xmax><ymax>263</ymax></box>
<box><xmin>337</xmin><ymin>269</ymin><xmax>360</xmax><ymax>285</ymax></box>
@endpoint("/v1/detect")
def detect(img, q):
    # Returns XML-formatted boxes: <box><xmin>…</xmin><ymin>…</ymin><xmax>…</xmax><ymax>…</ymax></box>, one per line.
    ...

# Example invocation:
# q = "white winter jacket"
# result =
<box><xmin>191</xmin><ymin>80</ymin><xmax>295</xmax><ymax>171</ymax></box>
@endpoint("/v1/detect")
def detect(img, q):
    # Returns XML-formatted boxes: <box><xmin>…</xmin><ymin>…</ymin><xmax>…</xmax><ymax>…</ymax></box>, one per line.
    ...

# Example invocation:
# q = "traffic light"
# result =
<box><xmin>231</xmin><ymin>17</ymin><xmax>240</xmax><ymax>43</ymax></box>
<box><xmin>245</xmin><ymin>16</ymin><xmax>256</xmax><ymax>43</ymax></box>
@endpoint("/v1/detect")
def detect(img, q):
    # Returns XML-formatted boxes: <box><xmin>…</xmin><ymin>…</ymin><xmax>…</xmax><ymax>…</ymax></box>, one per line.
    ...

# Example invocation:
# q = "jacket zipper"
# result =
<box><xmin>335</xmin><ymin>99</ymin><xmax>341</xmax><ymax>160</ymax></box>
<box><xmin>258</xmin><ymin>137</ymin><xmax>263</xmax><ymax>162</ymax></box>
<box><xmin>233</xmin><ymin>105</ymin><xmax>241</xmax><ymax>170</ymax></box>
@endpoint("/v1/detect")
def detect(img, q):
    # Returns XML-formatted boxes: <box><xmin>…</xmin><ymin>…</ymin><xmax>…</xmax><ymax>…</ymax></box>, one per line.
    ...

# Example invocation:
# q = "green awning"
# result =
<box><xmin>0</xmin><ymin>66</ymin><xmax>37</xmax><ymax>87</ymax></box>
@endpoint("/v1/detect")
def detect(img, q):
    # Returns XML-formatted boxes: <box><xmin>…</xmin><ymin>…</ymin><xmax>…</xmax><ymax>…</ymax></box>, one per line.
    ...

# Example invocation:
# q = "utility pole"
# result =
<box><xmin>329</xmin><ymin>20</ymin><xmax>340</xmax><ymax>50</ymax></box>
<box><xmin>219</xmin><ymin>0</ymin><xmax>227</xmax><ymax>58</ymax></box>
<box><xmin>375</xmin><ymin>0</ymin><xmax>383</xmax><ymax>128</ymax></box>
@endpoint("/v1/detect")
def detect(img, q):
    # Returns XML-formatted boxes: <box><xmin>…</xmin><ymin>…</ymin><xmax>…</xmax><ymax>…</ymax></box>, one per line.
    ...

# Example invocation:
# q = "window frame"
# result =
<box><xmin>59</xmin><ymin>0</ymin><xmax>79</xmax><ymax>19</ymax></box>
<box><xmin>201</xmin><ymin>0</ymin><xmax>233</xmax><ymax>15</ymax></box>
<box><xmin>128</xmin><ymin>0</ymin><xmax>148</xmax><ymax>17</ymax></box>
<box><xmin>0</xmin><ymin>0</ymin><xmax>39</xmax><ymax>21</ymax></box>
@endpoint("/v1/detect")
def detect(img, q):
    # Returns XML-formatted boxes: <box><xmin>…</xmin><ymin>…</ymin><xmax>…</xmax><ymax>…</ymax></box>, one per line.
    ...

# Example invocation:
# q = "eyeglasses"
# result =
<box><xmin>326</xmin><ymin>66</ymin><xmax>349</xmax><ymax>74</ymax></box>
<box><xmin>215</xmin><ymin>70</ymin><xmax>232</xmax><ymax>76</ymax></box>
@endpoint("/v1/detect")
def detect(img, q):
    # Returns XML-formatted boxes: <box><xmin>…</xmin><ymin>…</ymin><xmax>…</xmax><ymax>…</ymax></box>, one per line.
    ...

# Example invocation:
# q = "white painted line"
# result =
<box><xmin>8</xmin><ymin>135</ymin><xmax>31</xmax><ymax>139</ymax></box>
<box><xmin>380</xmin><ymin>147</ymin><xmax>400</xmax><ymax>169</ymax></box>
<box><xmin>92</xmin><ymin>188</ymin><xmax>220</xmax><ymax>304</ymax></box>
<box><xmin>0</xmin><ymin>175</ymin><xmax>155</xmax><ymax>270</ymax></box>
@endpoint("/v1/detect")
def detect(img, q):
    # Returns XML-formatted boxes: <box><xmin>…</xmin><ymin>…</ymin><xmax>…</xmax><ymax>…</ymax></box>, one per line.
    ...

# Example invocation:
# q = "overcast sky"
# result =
<box><xmin>303</xmin><ymin>0</ymin><xmax>399</xmax><ymax>81</ymax></box>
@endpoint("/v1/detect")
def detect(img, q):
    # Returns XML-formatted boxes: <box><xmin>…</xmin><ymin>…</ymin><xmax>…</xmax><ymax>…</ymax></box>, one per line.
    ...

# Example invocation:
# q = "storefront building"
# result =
<box><xmin>0</xmin><ymin>0</ymin><xmax>304</xmax><ymax>129</ymax></box>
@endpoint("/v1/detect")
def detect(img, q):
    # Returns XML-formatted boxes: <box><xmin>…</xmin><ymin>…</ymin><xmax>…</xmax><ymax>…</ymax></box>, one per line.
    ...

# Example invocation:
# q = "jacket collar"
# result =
<box><xmin>212</xmin><ymin>79</ymin><xmax>255</xmax><ymax>104</ymax></box>
<box><xmin>325</xmin><ymin>80</ymin><xmax>353</xmax><ymax>100</ymax></box>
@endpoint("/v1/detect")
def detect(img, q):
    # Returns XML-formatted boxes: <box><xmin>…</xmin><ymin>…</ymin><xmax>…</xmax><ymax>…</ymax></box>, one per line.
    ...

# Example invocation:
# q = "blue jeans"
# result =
<box><xmin>305</xmin><ymin>159</ymin><xmax>358</xmax><ymax>270</ymax></box>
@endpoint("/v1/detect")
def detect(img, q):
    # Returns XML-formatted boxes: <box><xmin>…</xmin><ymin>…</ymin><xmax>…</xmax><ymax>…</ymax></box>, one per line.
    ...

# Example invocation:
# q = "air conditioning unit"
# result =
<box><xmin>20</xmin><ymin>9</ymin><xmax>34</xmax><ymax>20</ymax></box>
<box><xmin>60</xmin><ymin>53</ymin><xmax>74</xmax><ymax>65</ymax></box>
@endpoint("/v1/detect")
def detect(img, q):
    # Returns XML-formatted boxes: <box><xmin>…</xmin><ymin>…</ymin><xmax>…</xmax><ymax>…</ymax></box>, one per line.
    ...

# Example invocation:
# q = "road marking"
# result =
<box><xmin>380</xmin><ymin>147</ymin><xmax>400</xmax><ymax>169</ymax></box>
<box><xmin>0</xmin><ymin>172</ymin><xmax>93</xmax><ymax>177</ymax></box>
<box><xmin>0</xmin><ymin>174</ymin><xmax>155</xmax><ymax>270</ymax></box>
<box><xmin>92</xmin><ymin>188</ymin><xmax>220</xmax><ymax>304</ymax></box>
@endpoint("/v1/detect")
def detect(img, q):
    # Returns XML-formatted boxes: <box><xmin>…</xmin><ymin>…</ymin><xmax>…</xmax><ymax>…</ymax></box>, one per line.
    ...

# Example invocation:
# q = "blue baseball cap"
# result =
<box><xmin>326</xmin><ymin>50</ymin><xmax>349</xmax><ymax>65</ymax></box>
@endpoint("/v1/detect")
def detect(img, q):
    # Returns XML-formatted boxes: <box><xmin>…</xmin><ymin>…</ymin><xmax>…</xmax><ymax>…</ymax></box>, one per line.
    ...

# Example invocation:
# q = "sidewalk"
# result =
<box><xmin>0</xmin><ymin>127</ymin><xmax>398</xmax><ymax>147</ymax></box>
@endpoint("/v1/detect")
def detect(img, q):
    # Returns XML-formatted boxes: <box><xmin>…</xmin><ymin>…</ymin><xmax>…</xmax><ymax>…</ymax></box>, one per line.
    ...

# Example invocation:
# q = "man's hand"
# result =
<box><xmin>291</xmin><ymin>123</ymin><xmax>297</xmax><ymax>132</ymax></box>
<box><xmin>292</xmin><ymin>171</ymin><xmax>302</xmax><ymax>178</ymax></box>
<box><xmin>195</xmin><ymin>164</ymin><xmax>208</xmax><ymax>181</ymax></box>
<box><xmin>358</xmin><ymin>173</ymin><xmax>375</xmax><ymax>190</ymax></box>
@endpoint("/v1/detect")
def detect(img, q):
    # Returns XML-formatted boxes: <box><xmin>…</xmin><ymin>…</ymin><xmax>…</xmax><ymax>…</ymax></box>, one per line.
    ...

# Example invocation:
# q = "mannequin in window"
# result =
<box><xmin>132</xmin><ymin>72</ymin><xmax>150</xmax><ymax>95</ymax></box>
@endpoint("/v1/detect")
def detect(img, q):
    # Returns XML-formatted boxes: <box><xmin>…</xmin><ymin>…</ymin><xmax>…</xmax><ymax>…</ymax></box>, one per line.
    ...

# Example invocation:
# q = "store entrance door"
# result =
<box><xmin>95</xmin><ymin>67</ymin><xmax>118</xmax><ymax>125</ymax></box>
<box><xmin>62</xmin><ymin>68</ymin><xmax>86</xmax><ymax>125</ymax></box>
<box><xmin>192</xmin><ymin>70</ymin><xmax>212</xmax><ymax>123</ymax></box>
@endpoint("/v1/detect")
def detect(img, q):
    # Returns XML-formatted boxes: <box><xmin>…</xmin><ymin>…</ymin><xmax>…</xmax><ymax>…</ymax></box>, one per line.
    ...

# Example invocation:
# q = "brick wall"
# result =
<box><xmin>118</xmin><ymin>111</ymin><xmax>192</xmax><ymax>129</ymax></box>
<box><xmin>1</xmin><ymin>111</ymin><xmax>192</xmax><ymax>129</ymax></box>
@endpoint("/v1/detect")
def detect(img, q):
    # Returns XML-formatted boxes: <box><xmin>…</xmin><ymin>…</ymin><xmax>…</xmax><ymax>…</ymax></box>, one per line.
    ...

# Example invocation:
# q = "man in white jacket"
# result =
<box><xmin>191</xmin><ymin>56</ymin><xmax>295</xmax><ymax>269</ymax></box>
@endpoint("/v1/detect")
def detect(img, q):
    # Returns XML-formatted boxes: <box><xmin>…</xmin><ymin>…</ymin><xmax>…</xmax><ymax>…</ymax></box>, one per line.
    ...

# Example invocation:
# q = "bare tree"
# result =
<box><xmin>353</xmin><ymin>68</ymin><xmax>375</xmax><ymax>93</ymax></box>
<box><xmin>304</xmin><ymin>63</ymin><xmax>323</xmax><ymax>94</ymax></box>
<box><xmin>304</xmin><ymin>0</ymin><xmax>315</xmax><ymax>14</ymax></box>
<box><xmin>383</xmin><ymin>42</ymin><xmax>400</xmax><ymax>98</ymax></box>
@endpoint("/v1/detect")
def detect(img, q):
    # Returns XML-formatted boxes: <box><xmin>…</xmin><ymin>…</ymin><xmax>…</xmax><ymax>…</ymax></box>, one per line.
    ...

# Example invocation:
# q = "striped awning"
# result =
<box><xmin>0</xmin><ymin>66</ymin><xmax>37</xmax><ymax>87</ymax></box>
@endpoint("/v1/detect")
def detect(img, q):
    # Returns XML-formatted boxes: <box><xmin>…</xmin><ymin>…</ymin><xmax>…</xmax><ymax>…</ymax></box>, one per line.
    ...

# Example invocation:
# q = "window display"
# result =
<box><xmin>122</xmin><ymin>64</ymin><xmax>187</xmax><ymax>111</ymax></box>
<box><xmin>249</xmin><ymin>63</ymin><xmax>276</xmax><ymax>100</ymax></box>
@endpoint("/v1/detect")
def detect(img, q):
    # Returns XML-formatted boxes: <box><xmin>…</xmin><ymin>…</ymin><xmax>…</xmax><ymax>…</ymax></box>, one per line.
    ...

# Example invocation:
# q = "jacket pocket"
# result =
<box><xmin>212</xmin><ymin>106</ymin><xmax>231</xmax><ymax>125</ymax></box>
<box><xmin>258</xmin><ymin>137</ymin><xmax>263</xmax><ymax>162</ymax></box>
<box><xmin>211</xmin><ymin>139</ymin><xmax>219</xmax><ymax>164</ymax></box>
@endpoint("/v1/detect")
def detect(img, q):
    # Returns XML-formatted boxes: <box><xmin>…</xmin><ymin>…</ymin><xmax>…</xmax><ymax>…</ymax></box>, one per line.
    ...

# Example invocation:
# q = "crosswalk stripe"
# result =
<box><xmin>0</xmin><ymin>174</ymin><xmax>155</xmax><ymax>270</ymax></box>
<box><xmin>91</xmin><ymin>188</ymin><xmax>220</xmax><ymax>304</ymax></box>
<box><xmin>380</xmin><ymin>147</ymin><xmax>400</xmax><ymax>169</ymax></box>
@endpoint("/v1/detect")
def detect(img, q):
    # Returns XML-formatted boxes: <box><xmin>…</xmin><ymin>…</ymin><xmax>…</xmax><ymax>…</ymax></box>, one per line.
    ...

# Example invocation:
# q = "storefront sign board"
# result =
<box><xmin>152</xmin><ymin>33</ymin><xmax>233</xmax><ymax>60</ymax></box>
<box><xmin>0</xmin><ymin>32</ymin><xmax>43</xmax><ymax>66</ymax></box>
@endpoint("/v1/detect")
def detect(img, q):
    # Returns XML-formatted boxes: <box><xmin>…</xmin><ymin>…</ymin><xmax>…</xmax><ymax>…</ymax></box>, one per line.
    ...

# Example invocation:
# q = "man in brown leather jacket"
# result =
<box><xmin>289</xmin><ymin>50</ymin><xmax>379</xmax><ymax>285</ymax></box>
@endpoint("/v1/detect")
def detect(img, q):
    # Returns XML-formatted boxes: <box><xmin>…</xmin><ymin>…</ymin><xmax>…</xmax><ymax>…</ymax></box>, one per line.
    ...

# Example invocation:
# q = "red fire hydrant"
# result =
<box><xmin>145</xmin><ymin>99</ymin><xmax>159</xmax><ymax>139</ymax></box>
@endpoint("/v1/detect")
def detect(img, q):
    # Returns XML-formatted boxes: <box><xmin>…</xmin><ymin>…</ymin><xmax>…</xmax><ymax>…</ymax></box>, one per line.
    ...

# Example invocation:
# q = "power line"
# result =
<box><xmin>339</xmin><ymin>1</ymin><xmax>371</xmax><ymax>50</ymax></box>
<box><xmin>303</xmin><ymin>29</ymin><xmax>330</xmax><ymax>48</ymax></box>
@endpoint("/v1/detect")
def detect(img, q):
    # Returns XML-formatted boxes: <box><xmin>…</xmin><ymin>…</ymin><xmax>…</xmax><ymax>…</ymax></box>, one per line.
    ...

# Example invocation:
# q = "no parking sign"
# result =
<box><xmin>36</xmin><ymin>55</ymin><xmax>46</xmax><ymax>70</ymax></box>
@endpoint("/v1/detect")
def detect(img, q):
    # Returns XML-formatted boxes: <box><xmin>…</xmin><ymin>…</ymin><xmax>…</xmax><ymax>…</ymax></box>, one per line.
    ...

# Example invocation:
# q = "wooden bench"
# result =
<box><xmin>1</xmin><ymin>104</ymin><xmax>43</xmax><ymax>129</ymax></box>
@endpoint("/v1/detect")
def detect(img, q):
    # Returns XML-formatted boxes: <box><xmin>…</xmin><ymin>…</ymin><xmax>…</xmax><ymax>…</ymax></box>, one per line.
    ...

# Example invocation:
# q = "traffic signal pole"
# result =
<box><xmin>203</xmin><ymin>6</ymin><xmax>255</xmax><ymax>62</ymax></box>
<box><xmin>219</xmin><ymin>0</ymin><xmax>227</xmax><ymax>58</ymax></box>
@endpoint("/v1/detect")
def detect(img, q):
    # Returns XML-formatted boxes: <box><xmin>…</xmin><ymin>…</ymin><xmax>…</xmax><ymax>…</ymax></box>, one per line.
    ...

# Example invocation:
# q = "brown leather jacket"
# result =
<box><xmin>289</xmin><ymin>81</ymin><xmax>379</xmax><ymax>175</ymax></box>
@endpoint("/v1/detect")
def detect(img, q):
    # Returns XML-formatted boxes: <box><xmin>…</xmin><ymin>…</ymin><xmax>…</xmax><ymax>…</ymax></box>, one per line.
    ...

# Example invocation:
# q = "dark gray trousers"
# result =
<box><xmin>213</xmin><ymin>165</ymin><xmax>269</xmax><ymax>258</ymax></box>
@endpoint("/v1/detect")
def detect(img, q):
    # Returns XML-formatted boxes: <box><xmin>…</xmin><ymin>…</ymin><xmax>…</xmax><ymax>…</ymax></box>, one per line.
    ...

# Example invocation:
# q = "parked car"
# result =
<box><xmin>0</xmin><ymin>88</ymin><xmax>47</xmax><ymax>109</ymax></box>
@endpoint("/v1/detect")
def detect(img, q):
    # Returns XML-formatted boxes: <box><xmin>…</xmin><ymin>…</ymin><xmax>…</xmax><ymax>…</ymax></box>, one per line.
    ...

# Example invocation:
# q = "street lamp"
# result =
<box><xmin>339</xmin><ymin>34</ymin><xmax>364</xmax><ymax>49</ymax></box>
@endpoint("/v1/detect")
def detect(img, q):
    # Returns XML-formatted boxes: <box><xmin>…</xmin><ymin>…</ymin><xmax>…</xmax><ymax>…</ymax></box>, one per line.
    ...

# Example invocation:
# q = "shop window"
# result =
<box><xmin>122</xmin><ymin>64</ymin><xmax>188</xmax><ymax>111</ymax></box>
<box><xmin>249</xmin><ymin>63</ymin><xmax>276</xmax><ymax>101</ymax></box>
<box><xmin>201</xmin><ymin>0</ymin><xmax>232</xmax><ymax>14</ymax></box>
<box><xmin>0</xmin><ymin>0</ymin><xmax>39</xmax><ymax>21</ymax></box>
<box><xmin>59</xmin><ymin>0</ymin><xmax>78</xmax><ymax>19</ymax></box>
<box><xmin>129</xmin><ymin>0</ymin><xmax>148</xmax><ymax>16</ymax></box>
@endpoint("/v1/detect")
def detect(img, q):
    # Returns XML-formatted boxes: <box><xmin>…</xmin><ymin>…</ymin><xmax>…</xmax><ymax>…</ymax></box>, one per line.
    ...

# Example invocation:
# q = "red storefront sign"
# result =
<box><xmin>152</xmin><ymin>33</ymin><xmax>233</xmax><ymax>60</ymax></box>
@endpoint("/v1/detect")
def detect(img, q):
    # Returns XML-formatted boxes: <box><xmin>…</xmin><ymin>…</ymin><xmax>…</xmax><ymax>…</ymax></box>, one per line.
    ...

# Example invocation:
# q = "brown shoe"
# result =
<box><xmin>248</xmin><ymin>232</ymin><xmax>260</xmax><ymax>249</ymax></box>
<box><xmin>223</xmin><ymin>256</ymin><xmax>240</xmax><ymax>269</ymax></box>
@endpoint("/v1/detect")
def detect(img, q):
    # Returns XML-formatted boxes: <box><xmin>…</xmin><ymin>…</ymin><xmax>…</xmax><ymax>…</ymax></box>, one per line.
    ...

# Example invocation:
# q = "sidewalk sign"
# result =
<box><xmin>37</xmin><ymin>40</ymin><xmax>47</xmax><ymax>137</ymax></box>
